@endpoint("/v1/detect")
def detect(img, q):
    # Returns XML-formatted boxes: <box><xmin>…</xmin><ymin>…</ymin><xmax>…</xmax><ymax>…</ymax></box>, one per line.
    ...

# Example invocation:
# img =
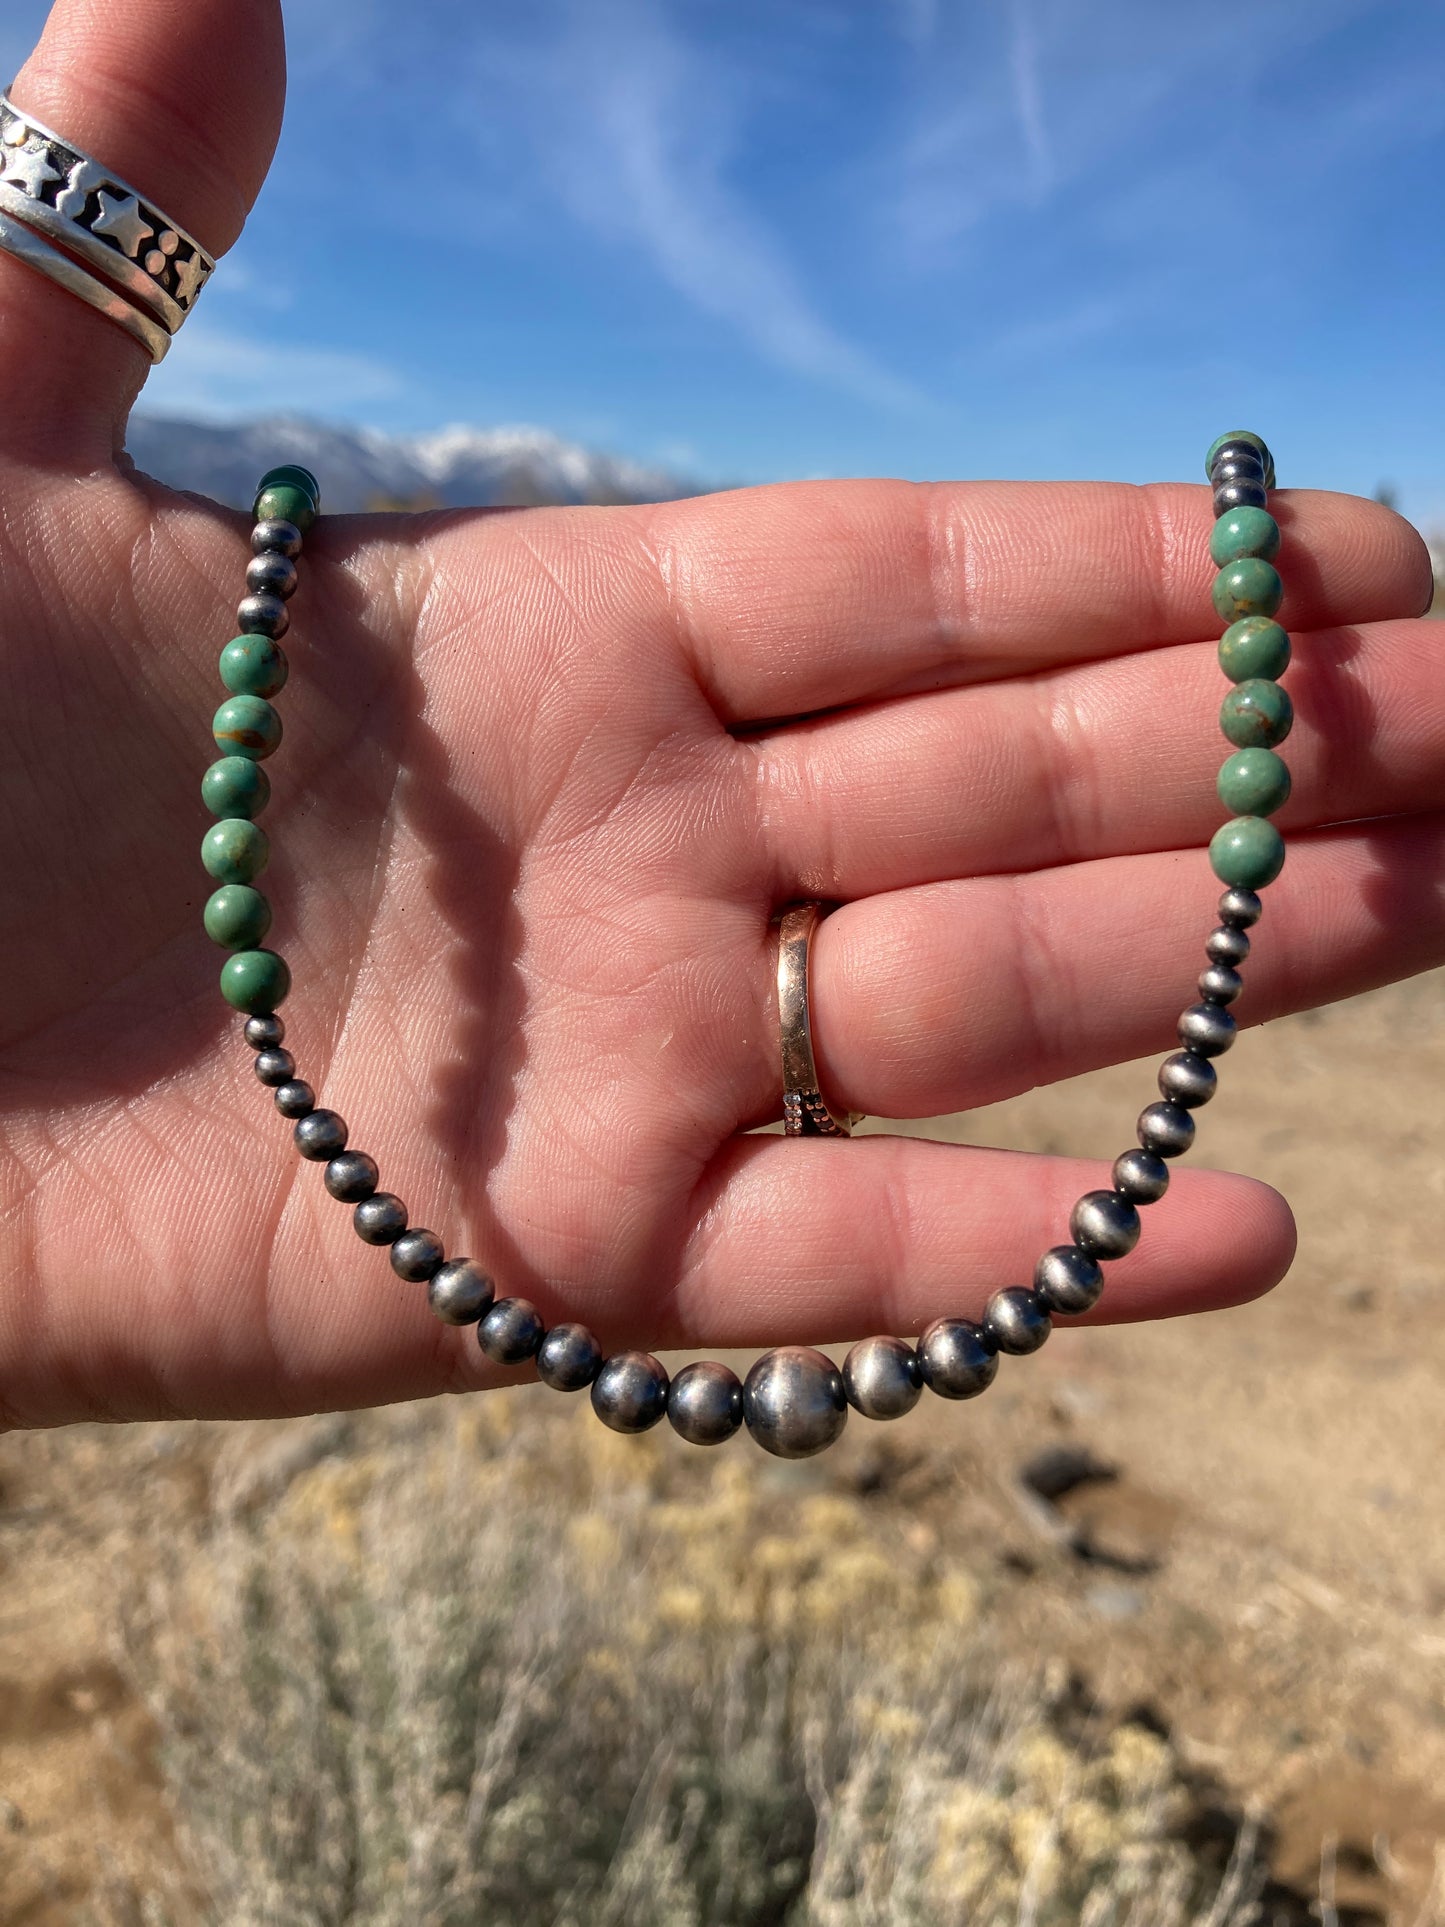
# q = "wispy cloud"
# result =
<box><xmin>1007</xmin><ymin>0</ymin><xmax>1051</xmax><ymax>195</ymax></box>
<box><xmin>143</xmin><ymin>324</ymin><xmax>410</xmax><ymax>422</ymax></box>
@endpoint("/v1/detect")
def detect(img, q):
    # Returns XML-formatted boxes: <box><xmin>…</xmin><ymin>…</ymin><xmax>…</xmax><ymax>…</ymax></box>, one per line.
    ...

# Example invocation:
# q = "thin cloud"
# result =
<box><xmin>146</xmin><ymin>324</ymin><xmax>411</xmax><ymax>422</ymax></box>
<box><xmin>1007</xmin><ymin>0</ymin><xmax>1052</xmax><ymax>194</ymax></box>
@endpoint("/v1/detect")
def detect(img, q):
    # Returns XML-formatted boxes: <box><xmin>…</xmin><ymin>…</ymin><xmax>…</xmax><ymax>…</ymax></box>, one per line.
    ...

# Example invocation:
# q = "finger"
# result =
<box><xmin>646</xmin><ymin>481</ymin><xmax>1431</xmax><ymax>724</ymax></box>
<box><xmin>0</xmin><ymin>0</ymin><xmax>284</xmax><ymax>464</ymax></box>
<box><xmin>756</xmin><ymin>616</ymin><xmax>1441</xmax><ymax>898</ymax></box>
<box><xmin>665</xmin><ymin>1137</ymin><xmax>1295</xmax><ymax>1348</ymax></box>
<box><xmin>767</xmin><ymin>812</ymin><xmax>1445</xmax><ymax>1122</ymax></box>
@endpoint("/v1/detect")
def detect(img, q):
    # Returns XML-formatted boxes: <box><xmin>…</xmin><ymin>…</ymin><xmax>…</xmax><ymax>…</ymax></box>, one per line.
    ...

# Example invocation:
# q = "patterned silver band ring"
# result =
<box><xmin>0</xmin><ymin>206</ymin><xmax>169</xmax><ymax>361</ymax></box>
<box><xmin>0</xmin><ymin>91</ymin><xmax>213</xmax><ymax>334</ymax></box>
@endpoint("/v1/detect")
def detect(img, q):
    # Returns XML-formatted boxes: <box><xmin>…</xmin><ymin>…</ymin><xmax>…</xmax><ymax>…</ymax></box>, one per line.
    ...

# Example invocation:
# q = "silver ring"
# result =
<box><xmin>0</xmin><ymin>207</ymin><xmax>169</xmax><ymax>361</ymax></box>
<box><xmin>778</xmin><ymin>902</ymin><xmax>862</xmax><ymax>1137</ymax></box>
<box><xmin>0</xmin><ymin>91</ymin><xmax>213</xmax><ymax>338</ymax></box>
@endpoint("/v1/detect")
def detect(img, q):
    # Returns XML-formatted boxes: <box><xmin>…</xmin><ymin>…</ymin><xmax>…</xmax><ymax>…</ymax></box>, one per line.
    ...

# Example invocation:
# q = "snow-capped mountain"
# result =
<box><xmin>124</xmin><ymin>414</ymin><xmax>700</xmax><ymax>512</ymax></box>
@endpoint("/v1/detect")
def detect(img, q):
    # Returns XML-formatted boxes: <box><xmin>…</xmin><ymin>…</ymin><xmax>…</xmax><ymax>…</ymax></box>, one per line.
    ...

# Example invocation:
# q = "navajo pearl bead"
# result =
<box><xmin>1034</xmin><ymin>1244</ymin><xmax>1105</xmax><ymax>1314</ymax></box>
<box><xmin>1137</xmin><ymin>1100</ymin><xmax>1195</xmax><ymax>1158</ymax></box>
<box><xmin>592</xmin><ymin>1351</ymin><xmax>670</xmax><ymax>1434</ymax></box>
<box><xmin>1206</xmin><ymin>925</ymin><xmax>1251</xmax><ymax>966</ymax></box>
<box><xmin>294</xmin><ymin>1110</ymin><xmax>348</xmax><ymax>1161</ymax></box>
<box><xmin>1218</xmin><ymin>887</ymin><xmax>1263</xmax><ymax>928</ymax></box>
<box><xmin>667</xmin><ymin>1361</ymin><xmax>744</xmax><ymax>1445</ymax></box>
<box><xmin>537</xmin><ymin>1322</ymin><xmax>603</xmax><ymax>1391</ymax></box>
<box><xmin>842</xmin><ymin>1334</ymin><xmax>922</xmax><ymax>1420</ymax></box>
<box><xmin>1213</xmin><ymin>479</ymin><xmax>1268</xmax><ymax>515</ymax></box>
<box><xmin>1069</xmin><ymin>1192</ymin><xmax>1141</xmax><ymax>1260</ymax></box>
<box><xmin>251</xmin><ymin>517</ymin><xmax>302</xmax><ymax>559</ymax></box>
<box><xmin>917</xmin><ymin>1318</ymin><xmax>997</xmax><ymax>1398</ymax></box>
<box><xmin>1111</xmin><ymin>1148</ymin><xmax>1170</xmax><ymax>1205</ymax></box>
<box><xmin>1178</xmin><ymin>1002</ymin><xmax>1237</xmax><ymax>1057</ymax></box>
<box><xmin>1158</xmin><ymin>1051</ymin><xmax>1216</xmax><ymax>1108</ymax></box>
<box><xmin>354</xmin><ymin>1192</ymin><xmax>408</xmax><ymax>1244</ymax></box>
<box><xmin>1210</xmin><ymin>453</ymin><xmax>1265</xmax><ymax>489</ymax></box>
<box><xmin>253</xmin><ymin>1047</ymin><xmax>295</xmax><ymax>1087</ymax></box>
<box><xmin>245</xmin><ymin>551</ymin><xmax>298</xmax><ymax>601</ymax></box>
<box><xmin>478</xmin><ymin>1296</ymin><xmax>545</xmax><ymax>1364</ymax></box>
<box><xmin>390</xmin><ymin>1228</ymin><xmax>445</xmax><ymax>1282</ymax></box>
<box><xmin>273</xmin><ymin>1079</ymin><xmax>314</xmax><ymax>1119</ymax></box>
<box><xmin>244</xmin><ymin>1012</ymin><xmax>285</xmax><ymax>1049</ymax></box>
<box><xmin>741</xmin><ymin>1347</ymin><xmax>846</xmax><ymax>1458</ymax></box>
<box><xmin>427</xmin><ymin>1258</ymin><xmax>494</xmax><ymax>1326</ymax></box>
<box><xmin>1206</xmin><ymin>432</ymin><xmax>1273</xmax><ymax>482</ymax></box>
<box><xmin>1199</xmin><ymin>963</ymin><xmax>1243</xmax><ymax>1005</ymax></box>
<box><xmin>237</xmin><ymin>593</ymin><xmax>289</xmax><ymax>640</ymax></box>
<box><xmin>325</xmin><ymin>1151</ymin><xmax>379</xmax><ymax>1202</ymax></box>
<box><xmin>984</xmin><ymin>1288</ymin><xmax>1051</xmax><ymax>1354</ymax></box>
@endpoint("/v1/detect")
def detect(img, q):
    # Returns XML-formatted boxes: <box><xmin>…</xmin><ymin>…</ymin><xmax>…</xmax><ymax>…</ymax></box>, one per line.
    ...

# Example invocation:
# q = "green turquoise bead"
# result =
<box><xmin>1218</xmin><ymin>617</ymin><xmax>1291</xmax><ymax>684</ymax></box>
<box><xmin>1210</xmin><ymin>507</ymin><xmax>1280</xmax><ymax>567</ymax></box>
<box><xmin>1205</xmin><ymin>430</ymin><xmax>1275</xmax><ymax>488</ymax></box>
<box><xmin>1217</xmin><ymin>747</ymin><xmax>1291</xmax><ymax>818</ymax></box>
<box><xmin>253</xmin><ymin>482</ymin><xmax>316</xmax><ymax>533</ymax></box>
<box><xmin>1209</xmin><ymin>816</ymin><xmax>1286</xmax><ymax>890</ymax></box>
<box><xmin>204</xmin><ymin>884</ymin><xmax>272</xmax><ymax>950</ymax></box>
<box><xmin>213</xmin><ymin>694</ymin><xmax>282</xmax><ymax>761</ymax></box>
<box><xmin>219</xmin><ymin>633</ymin><xmax>289</xmax><ymax>698</ymax></box>
<box><xmin>201</xmin><ymin>818</ymin><xmax>270</xmax><ymax>884</ymax></box>
<box><xmin>1212</xmin><ymin>558</ymin><xmax>1283</xmax><ymax>623</ymax></box>
<box><xmin>220</xmin><ymin>948</ymin><xmax>291</xmax><ymax>1014</ymax></box>
<box><xmin>256</xmin><ymin>464</ymin><xmax>320</xmax><ymax>507</ymax></box>
<box><xmin>201</xmin><ymin>755</ymin><xmax>270</xmax><ymax>820</ymax></box>
<box><xmin>1220</xmin><ymin>678</ymin><xmax>1293</xmax><ymax>749</ymax></box>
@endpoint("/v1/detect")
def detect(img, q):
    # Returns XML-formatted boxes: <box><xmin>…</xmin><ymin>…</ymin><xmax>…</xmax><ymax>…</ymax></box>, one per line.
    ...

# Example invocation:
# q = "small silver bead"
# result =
<box><xmin>253</xmin><ymin>1047</ymin><xmax>294</xmax><ymax>1086</ymax></box>
<box><xmin>918</xmin><ymin>1318</ymin><xmax>998</xmax><ymax>1398</ymax></box>
<box><xmin>1206</xmin><ymin>925</ymin><xmax>1251</xmax><ymax>966</ymax></box>
<box><xmin>537</xmin><ymin>1321</ymin><xmax>603</xmax><ymax>1391</ymax></box>
<box><xmin>1199</xmin><ymin>963</ymin><xmax>1243</xmax><ymax>1005</ymax></box>
<box><xmin>1034</xmin><ymin>1245</ymin><xmax>1105</xmax><ymax>1314</ymax></box>
<box><xmin>1178</xmin><ymin>1003</ymin><xmax>1237</xmax><ymax>1057</ymax></box>
<box><xmin>1158</xmin><ymin>1050</ymin><xmax>1217</xmax><ymax>1108</ymax></box>
<box><xmin>1218</xmin><ymin>887</ymin><xmax>1262</xmax><ymax>928</ymax></box>
<box><xmin>1111</xmin><ymin>1149</ymin><xmax>1169</xmax><ymax>1205</ymax></box>
<box><xmin>251</xmin><ymin>518</ymin><xmax>302</xmax><ymax>558</ymax></box>
<box><xmin>984</xmin><ymin>1287</ymin><xmax>1052</xmax><ymax>1354</ymax></box>
<box><xmin>324</xmin><ymin>1151</ymin><xmax>378</xmax><ymax>1202</ymax></box>
<box><xmin>274</xmin><ymin>1079</ymin><xmax>315</xmax><ymax>1119</ymax></box>
<box><xmin>244</xmin><ymin>1013</ymin><xmax>285</xmax><ymax>1048</ymax></box>
<box><xmin>237</xmin><ymin>592</ymin><xmax>289</xmax><ymax>639</ymax></box>
<box><xmin>742</xmin><ymin>1346</ymin><xmax>846</xmax><ymax>1458</ymax></box>
<box><xmin>667</xmin><ymin>1361</ymin><xmax>744</xmax><ymax>1445</ymax></box>
<box><xmin>591</xmin><ymin>1351</ymin><xmax>670</xmax><ymax>1433</ymax></box>
<box><xmin>1137</xmin><ymin>1101</ymin><xmax>1196</xmax><ymax>1158</ymax></box>
<box><xmin>353</xmin><ymin>1192</ymin><xmax>407</xmax><ymax>1245</ymax></box>
<box><xmin>842</xmin><ymin>1334</ymin><xmax>922</xmax><ymax>1420</ymax></box>
<box><xmin>478</xmin><ymin>1296</ymin><xmax>545</xmax><ymax>1364</ymax></box>
<box><xmin>246</xmin><ymin>550</ymin><xmax>298</xmax><ymax>600</ymax></box>
<box><xmin>294</xmin><ymin>1109</ymin><xmax>348</xmax><ymax>1161</ymax></box>
<box><xmin>390</xmin><ymin>1228</ymin><xmax>444</xmax><ymax>1282</ymax></box>
<box><xmin>1069</xmin><ymin>1191</ymin><xmax>1141</xmax><ymax>1259</ymax></box>
<box><xmin>427</xmin><ymin>1258</ymin><xmax>494</xmax><ymax>1326</ymax></box>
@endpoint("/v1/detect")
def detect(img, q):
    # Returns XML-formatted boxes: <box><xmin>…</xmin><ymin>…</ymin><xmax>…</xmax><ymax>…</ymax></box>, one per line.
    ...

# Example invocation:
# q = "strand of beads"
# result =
<box><xmin>207</xmin><ymin>439</ymin><xmax>1287</xmax><ymax>1463</ymax></box>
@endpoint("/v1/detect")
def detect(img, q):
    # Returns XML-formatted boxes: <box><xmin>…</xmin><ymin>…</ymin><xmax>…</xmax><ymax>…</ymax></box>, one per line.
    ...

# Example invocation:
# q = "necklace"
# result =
<box><xmin>200</xmin><ymin>433</ymin><xmax>1288</xmax><ymax>1459</ymax></box>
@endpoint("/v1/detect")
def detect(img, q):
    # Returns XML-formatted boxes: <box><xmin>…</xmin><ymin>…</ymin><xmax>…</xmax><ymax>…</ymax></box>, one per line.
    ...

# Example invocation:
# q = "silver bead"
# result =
<box><xmin>1218</xmin><ymin>887</ymin><xmax>1262</xmax><ymax>928</ymax></box>
<box><xmin>478</xmin><ymin>1296</ymin><xmax>544</xmax><ymax>1364</ymax></box>
<box><xmin>1069</xmin><ymin>1191</ymin><xmax>1141</xmax><ymax>1259</ymax></box>
<box><xmin>390</xmin><ymin>1228</ymin><xmax>444</xmax><ymax>1282</ymax></box>
<box><xmin>294</xmin><ymin>1108</ymin><xmax>348</xmax><ymax>1161</ymax></box>
<box><xmin>591</xmin><ymin>1351</ymin><xmax>669</xmax><ymax>1433</ymax></box>
<box><xmin>1137</xmin><ymin>1100</ymin><xmax>1195</xmax><ymax>1158</ymax></box>
<box><xmin>1178</xmin><ymin>1003</ymin><xmax>1237</xmax><ymax>1057</ymax></box>
<box><xmin>353</xmin><ymin>1192</ymin><xmax>407</xmax><ymax>1245</ymax></box>
<box><xmin>1158</xmin><ymin>1050</ymin><xmax>1217</xmax><ymax>1108</ymax></box>
<box><xmin>742</xmin><ymin>1346</ymin><xmax>846</xmax><ymax>1458</ymax></box>
<box><xmin>1034</xmin><ymin>1245</ymin><xmax>1105</xmax><ymax>1314</ymax></box>
<box><xmin>246</xmin><ymin>550</ymin><xmax>298</xmax><ymax>600</ymax></box>
<box><xmin>251</xmin><ymin>518</ymin><xmax>302</xmax><ymax>558</ymax></box>
<box><xmin>537</xmin><ymin>1321</ymin><xmax>602</xmax><ymax>1391</ymax></box>
<box><xmin>244</xmin><ymin>1012</ymin><xmax>285</xmax><ymax>1048</ymax></box>
<box><xmin>667</xmin><ymin>1360</ymin><xmax>744</xmax><ymax>1445</ymax></box>
<box><xmin>1111</xmin><ymin>1149</ymin><xmax>1169</xmax><ymax>1205</ymax></box>
<box><xmin>427</xmin><ymin>1258</ymin><xmax>494</xmax><ymax>1326</ymax></box>
<box><xmin>274</xmin><ymin>1079</ymin><xmax>315</xmax><ymax>1119</ymax></box>
<box><xmin>983</xmin><ymin>1287</ymin><xmax>1052</xmax><ymax>1354</ymax></box>
<box><xmin>325</xmin><ymin>1151</ymin><xmax>378</xmax><ymax>1202</ymax></box>
<box><xmin>1199</xmin><ymin>963</ymin><xmax>1242</xmax><ymax>1005</ymax></box>
<box><xmin>842</xmin><ymin>1334</ymin><xmax>922</xmax><ymax>1420</ymax></box>
<box><xmin>1206</xmin><ymin>925</ymin><xmax>1251</xmax><ymax>966</ymax></box>
<box><xmin>253</xmin><ymin>1047</ymin><xmax>294</xmax><ymax>1086</ymax></box>
<box><xmin>918</xmin><ymin>1318</ymin><xmax>998</xmax><ymax>1398</ymax></box>
<box><xmin>237</xmin><ymin>592</ymin><xmax>289</xmax><ymax>639</ymax></box>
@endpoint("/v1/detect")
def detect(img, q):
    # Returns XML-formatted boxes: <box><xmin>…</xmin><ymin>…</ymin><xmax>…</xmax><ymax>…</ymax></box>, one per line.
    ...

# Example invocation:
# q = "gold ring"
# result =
<box><xmin>778</xmin><ymin>902</ymin><xmax>859</xmax><ymax>1137</ymax></box>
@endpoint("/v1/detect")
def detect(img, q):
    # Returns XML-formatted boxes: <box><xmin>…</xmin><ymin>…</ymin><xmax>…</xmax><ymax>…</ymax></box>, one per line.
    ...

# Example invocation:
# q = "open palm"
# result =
<box><xmin>0</xmin><ymin>0</ymin><xmax>1436</xmax><ymax>1430</ymax></box>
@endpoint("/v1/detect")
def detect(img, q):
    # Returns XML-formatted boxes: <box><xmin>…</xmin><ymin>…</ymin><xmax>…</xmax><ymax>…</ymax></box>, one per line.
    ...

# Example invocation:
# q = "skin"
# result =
<box><xmin>0</xmin><ymin>0</ymin><xmax>1437</xmax><ymax>1432</ymax></box>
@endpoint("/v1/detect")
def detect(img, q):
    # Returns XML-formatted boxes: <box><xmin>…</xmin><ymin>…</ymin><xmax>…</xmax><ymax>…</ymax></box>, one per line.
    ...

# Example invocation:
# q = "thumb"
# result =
<box><xmin>0</xmin><ymin>0</ymin><xmax>284</xmax><ymax>468</ymax></box>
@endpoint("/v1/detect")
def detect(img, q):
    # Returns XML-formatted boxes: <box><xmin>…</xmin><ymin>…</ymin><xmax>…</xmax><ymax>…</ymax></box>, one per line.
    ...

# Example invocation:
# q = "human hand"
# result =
<box><xmin>0</xmin><ymin>0</ymin><xmax>1435</xmax><ymax>1430</ymax></box>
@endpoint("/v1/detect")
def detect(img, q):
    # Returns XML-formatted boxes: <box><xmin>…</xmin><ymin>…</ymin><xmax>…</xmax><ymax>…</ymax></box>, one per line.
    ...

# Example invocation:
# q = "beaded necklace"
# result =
<box><xmin>200</xmin><ymin>432</ymin><xmax>1288</xmax><ymax>1459</ymax></box>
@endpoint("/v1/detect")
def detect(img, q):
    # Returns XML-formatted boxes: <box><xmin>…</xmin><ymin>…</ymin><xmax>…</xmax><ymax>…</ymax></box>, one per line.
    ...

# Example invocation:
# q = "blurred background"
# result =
<box><xmin>2</xmin><ymin>2</ymin><xmax>1445</xmax><ymax>1922</ymax></box>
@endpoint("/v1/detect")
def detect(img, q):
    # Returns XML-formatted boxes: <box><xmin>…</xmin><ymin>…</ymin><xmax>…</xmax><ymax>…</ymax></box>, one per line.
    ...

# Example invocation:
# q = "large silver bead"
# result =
<box><xmin>667</xmin><ymin>1360</ymin><xmax>744</xmax><ymax>1445</ymax></box>
<box><xmin>742</xmin><ymin>1346</ymin><xmax>846</xmax><ymax>1458</ymax></box>
<box><xmin>477</xmin><ymin>1296</ymin><xmax>544</xmax><ymax>1364</ymax></box>
<box><xmin>842</xmin><ymin>1334</ymin><xmax>922</xmax><ymax>1420</ymax></box>
<box><xmin>1177</xmin><ymin>1002</ymin><xmax>1237</xmax><ymax>1057</ymax></box>
<box><xmin>1157</xmin><ymin>1050</ymin><xmax>1217</xmax><ymax>1108</ymax></box>
<box><xmin>537</xmin><ymin>1322</ymin><xmax>602</xmax><ymax>1392</ymax></box>
<box><xmin>1034</xmin><ymin>1244</ymin><xmax>1105</xmax><ymax>1314</ymax></box>
<box><xmin>427</xmin><ymin>1258</ymin><xmax>494</xmax><ymax>1326</ymax></box>
<box><xmin>1111</xmin><ymin>1149</ymin><xmax>1169</xmax><ymax>1205</ymax></box>
<box><xmin>1137</xmin><ymin>1101</ymin><xmax>1195</xmax><ymax>1158</ymax></box>
<box><xmin>918</xmin><ymin>1318</ymin><xmax>997</xmax><ymax>1399</ymax></box>
<box><xmin>1069</xmin><ymin>1191</ymin><xmax>1141</xmax><ymax>1260</ymax></box>
<box><xmin>983</xmin><ymin>1287</ymin><xmax>1052</xmax><ymax>1354</ymax></box>
<box><xmin>590</xmin><ymin>1351</ymin><xmax>669</xmax><ymax>1433</ymax></box>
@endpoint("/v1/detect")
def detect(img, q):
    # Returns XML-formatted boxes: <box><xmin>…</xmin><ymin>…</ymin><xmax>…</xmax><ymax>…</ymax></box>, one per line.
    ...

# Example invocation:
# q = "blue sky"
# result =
<box><xmin>6</xmin><ymin>0</ymin><xmax>1444</xmax><ymax>526</ymax></box>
